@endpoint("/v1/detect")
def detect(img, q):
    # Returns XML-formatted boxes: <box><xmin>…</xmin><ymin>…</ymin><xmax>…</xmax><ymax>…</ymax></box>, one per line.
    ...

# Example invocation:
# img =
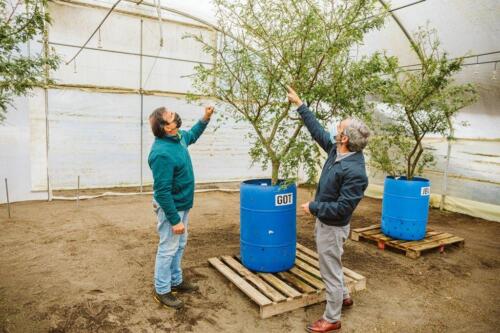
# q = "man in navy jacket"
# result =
<box><xmin>287</xmin><ymin>86</ymin><xmax>370</xmax><ymax>333</ymax></box>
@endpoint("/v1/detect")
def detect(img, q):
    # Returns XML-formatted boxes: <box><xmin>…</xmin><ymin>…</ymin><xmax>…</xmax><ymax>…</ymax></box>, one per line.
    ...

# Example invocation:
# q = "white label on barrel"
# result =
<box><xmin>275</xmin><ymin>193</ymin><xmax>293</xmax><ymax>206</ymax></box>
<box><xmin>421</xmin><ymin>187</ymin><xmax>430</xmax><ymax>196</ymax></box>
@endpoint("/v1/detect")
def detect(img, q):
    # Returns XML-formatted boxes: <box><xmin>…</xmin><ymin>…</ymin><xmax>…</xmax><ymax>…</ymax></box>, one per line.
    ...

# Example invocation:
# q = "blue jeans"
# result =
<box><xmin>153</xmin><ymin>199</ymin><xmax>189</xmax><ymax>294</ymax></box>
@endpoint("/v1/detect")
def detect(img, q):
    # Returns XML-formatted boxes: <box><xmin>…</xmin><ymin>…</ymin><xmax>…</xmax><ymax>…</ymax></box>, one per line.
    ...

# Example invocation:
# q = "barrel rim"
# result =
<box><xmin>385</xmin><ymin>176</ymin><xmax>430</xmax><ymax>183</ymax></box>
<box><xmin>240</xmin><ymin>178</ymin><xmax>297</xmax><ymax>189</ymax></box>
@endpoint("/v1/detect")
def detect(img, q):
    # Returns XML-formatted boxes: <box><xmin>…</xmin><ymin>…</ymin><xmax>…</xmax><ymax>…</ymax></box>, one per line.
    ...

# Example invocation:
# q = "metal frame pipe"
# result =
<box><xmin>140</xmin><ymin>18</ymin><xmax>144</xmax><ymax>193</ymax></box>
<box><xmin>5</xmin><ymin>178</ymin><xmax>11</xmax><ymax>218</ymax></box>
<box><xmin>48</xmin><ymin>41</ymin><xmax>213</xmax><ymax>66</ymax></box>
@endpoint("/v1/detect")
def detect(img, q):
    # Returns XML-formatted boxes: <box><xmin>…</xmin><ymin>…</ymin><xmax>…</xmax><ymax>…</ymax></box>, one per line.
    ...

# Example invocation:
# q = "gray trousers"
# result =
<box><xmin>315</xmin><ymin>219</ymin><xmax>350</xmax><ymax>322</ymax></box>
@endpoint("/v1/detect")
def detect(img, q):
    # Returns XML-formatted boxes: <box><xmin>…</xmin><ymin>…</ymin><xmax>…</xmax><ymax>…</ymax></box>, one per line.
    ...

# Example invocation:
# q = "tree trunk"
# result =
<box><xmin>271</xmin><ymin>160</ymin><xmax>280</xmax><ymax>186</ymax></box>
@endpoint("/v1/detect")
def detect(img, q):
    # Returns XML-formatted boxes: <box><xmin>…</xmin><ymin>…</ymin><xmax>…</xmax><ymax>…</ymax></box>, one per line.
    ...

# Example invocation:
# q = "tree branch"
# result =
<box><xmin>278</xmin><ymin>123</ymin><xmax>303</xmax><ymax>159</ymax></box>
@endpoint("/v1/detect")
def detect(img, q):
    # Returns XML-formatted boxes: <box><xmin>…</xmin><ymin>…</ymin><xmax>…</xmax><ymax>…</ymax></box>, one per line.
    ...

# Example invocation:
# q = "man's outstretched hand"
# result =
<box><xmin>286</xmin><ymin>86</ymin><xmax>303</xmax><ymax>107</ymax></box>
<box><xmin>203</xmin><ymin>106</ymin><xmax>215</xmax><ymax>122</ymax></box>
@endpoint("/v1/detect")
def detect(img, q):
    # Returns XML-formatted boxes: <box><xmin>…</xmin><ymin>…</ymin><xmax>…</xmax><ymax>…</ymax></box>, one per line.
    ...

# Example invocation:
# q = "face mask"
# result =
<box><xmin>329</xmin><ymin>121</ymin><xmax>339</xmax><ymax>143</ymax></box>
<box><xmin>173</xmin><ymin>113</ymin><xmax>182</xmax><ymax>128</ymax></box>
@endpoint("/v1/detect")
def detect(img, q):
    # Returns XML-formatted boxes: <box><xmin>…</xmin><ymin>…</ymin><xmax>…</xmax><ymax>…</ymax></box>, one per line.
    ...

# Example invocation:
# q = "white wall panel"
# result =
<box><xmin>0</xmin><ymin>95</ymin><xmax>48</xmax><ymax>203</ymax></box>
<box><xmin>28</xmin><ymin>89</ymin><xmax>48</xmax><ymax>190</ymax></box>
<box><xmin>49</xmin><ymin>2</ymin><xmax>140</xmax><ymax>54</ymax></box>
<box><xmin>141</xmin><ymin>17</ymin><xmax>214</xmax><ymax>64</ymax></box>
<box><xmin>141</xmin><ymin>57</ymin><xmax>201</xmax><ymax>93</ymax></box>
<box><xmin>46</xmin><ymin>89</ymin><xmax>141</xmax><ymax>189</ymax></box>
<box><xmin>52</xmin><ymin>45</ymin><xmax>140</xmax><ymax>89</ymax></box>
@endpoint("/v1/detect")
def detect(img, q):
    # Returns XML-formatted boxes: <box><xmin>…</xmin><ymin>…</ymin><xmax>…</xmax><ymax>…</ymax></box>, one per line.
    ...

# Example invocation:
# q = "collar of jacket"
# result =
<box><xmin>158</xmin><ymin>132</ymin><xmax>182</xmax><ymax>143</ymax></box>
<box><xmin>339</xmin><ymin>151</ymin><xmax>364</xmax><ymax>170</ymax></box>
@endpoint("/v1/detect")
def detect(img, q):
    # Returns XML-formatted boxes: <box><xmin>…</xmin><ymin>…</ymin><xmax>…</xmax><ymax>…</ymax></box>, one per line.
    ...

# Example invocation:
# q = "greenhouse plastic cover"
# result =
<box><xmin>0</xmin><ymin>0</ymin><xmax>499</xmax><ymax>222</ymax></box>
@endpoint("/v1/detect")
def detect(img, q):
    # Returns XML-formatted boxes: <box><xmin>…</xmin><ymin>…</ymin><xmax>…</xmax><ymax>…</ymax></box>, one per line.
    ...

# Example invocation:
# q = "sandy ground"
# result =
<box><xmin>0</xmin><ymin>188</ymin><xmax>499</xmax><ymax>333</ymax></box>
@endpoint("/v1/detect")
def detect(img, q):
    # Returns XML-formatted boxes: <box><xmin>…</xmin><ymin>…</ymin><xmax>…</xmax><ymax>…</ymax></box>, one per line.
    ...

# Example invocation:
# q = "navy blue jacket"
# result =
<box><xmin>298</xmin><ymin>104</ymin><xmax>368</xmax><ymax>227</ymax></box>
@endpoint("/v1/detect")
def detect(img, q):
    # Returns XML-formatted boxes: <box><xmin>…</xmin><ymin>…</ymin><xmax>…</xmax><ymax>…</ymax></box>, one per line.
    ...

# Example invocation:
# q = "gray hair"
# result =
<box><xmin>344</xmin><ymin>118</ymin><xmax>370</xmax><ymax>152</ymax></box>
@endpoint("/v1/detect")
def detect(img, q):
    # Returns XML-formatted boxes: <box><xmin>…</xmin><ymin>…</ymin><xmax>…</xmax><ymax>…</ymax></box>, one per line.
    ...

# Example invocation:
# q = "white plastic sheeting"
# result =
<box><xmin>26</xmin><ymin>89</ymin><xmax>268</xmax><ymax>190</ymax></box>
<box><xmin>0</xmin><ymin>95</ymin><xmax>48</xmax><ymax>203</ymax></box>
<box><xmin>0</xmin><ymin>0</ymin><xmax>268</xmax><ymax>204</ymax></box>
<box><xmin>1</xmin><ymin>0</ymin><xmax>499</xmax><ymax>215</ymax></box>
<box><xmin>358</xmin><ymin>0</ymin><xmax>500</xmax><ymax>209</ymax></box>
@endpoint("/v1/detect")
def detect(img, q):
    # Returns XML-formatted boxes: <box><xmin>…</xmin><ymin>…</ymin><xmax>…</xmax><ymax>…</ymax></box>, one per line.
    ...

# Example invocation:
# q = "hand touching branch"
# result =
<box><xmin>203</xmin><ymin>106</ymin><xmax>215</xmax><ymax>122</ymax></box>
<box><xmin>286</xmin><ymin>86</ymin><xmax>303</xmax><ymax>107</ymax></box>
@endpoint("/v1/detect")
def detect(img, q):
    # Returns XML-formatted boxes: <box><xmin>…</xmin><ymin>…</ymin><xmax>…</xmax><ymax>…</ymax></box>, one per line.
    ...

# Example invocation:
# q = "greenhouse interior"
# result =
<box><xmin>0</xmin><ymin>0</ymin><xmax>499</xmax><ymax>332</ymax></box>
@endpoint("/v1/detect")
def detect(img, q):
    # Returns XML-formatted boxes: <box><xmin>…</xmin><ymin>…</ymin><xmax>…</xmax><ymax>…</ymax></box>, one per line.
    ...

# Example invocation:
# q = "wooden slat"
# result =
<box><xmin>258</xmin><ymin>273</ymin><xmax>302</xmax><ymax>298</ymax></box>
<box><xmin>278</xmin><ymin>272</ymin><xmax>316</xmax><ymax>293</ymax></box>
<box><xmin>343</xmin><ymin>275</ymin><xmax>357</xmax><ymax>291</ymax></box>
<box><xmin>343</xmin><ymin>275</ymin><xmax>357</xmax><ymax>287</ymax></box>
<box><xmin>345</xmin><ymin>272</ymin><xmax>365</xmax><ymax>291</ymax></box>
<box><xmin>209</xmin><ymin>243</ymin><xmax>367</xmax><ymax>318</ymax></box>
<box><xmin>342</xmin><ymin>267</ymin><xmax>365</xmax><ymax>282</ymax></box>
<box><xmin>410</xmin><ymin>236</ymin><xmax>464</xmax><ymax>251</ymax></box>
<box><xmin>260</xmin><ymin>291</ymin><xmax>326</xmax><ymax>319</ymax></box>
<box><xmin>296</xmin><ymin>249</ymin><xmax>365</xmax><ymax>287</ymax></box>
<box><xmin>208</xmin><ymin>258</ymin><xmax>272</xmax><ymax>306</ymax></box>
<box><xmin>406</xmin><ymin>250</ymin><xmax>420</xmax><ymax>259</ymax></box>
<box><xmin>402</xmin><ymin>233</ymin><xmax>455</xmax><ymax>249</ymax></box>
<box><xmin>364</xmin><ymin>232</ymin><xmax>392</xmax><ymax>241</ymax></box>
<box><xmin>294</xmin><ymin>258</ymin><xmax>361</xmax><ymax>291</ymax></box>
<box><xmin>350</xmin><ymin>230</ymin><xmax>361</xmax><ymax>241</ymax></box>
<box><xmin>290</xmin><ymin>267</ymin><xmax>325</xmax><ymax>290</ymax></box>
<box><xmin>295</xmin><ymin>259</ymin><xmax>321</xmax><ymax>278</ymax></box>
<box><xmin>359</xmin><ymin>232</ymin><xmax>392</xmax><ymax>243</ymax></box>
<box><xmin>388</xmin><ymin>231</ymin><xmax>440</xmax><ymax>245</ymax></box>
<box><xmin>296</xmin><ymin>251</ymin><xmax>320</xmax><ymax>268</ymax></box>
<box><xmin>361</xmin><ymin>229</ymin><xmax>384</xmax><ymax>236</ymax></box>
<box><xmin>294</xmin><ymin>258</ymin><xmax>360</xmax><ymax>289</ymax></box>
<box><xmin>350</xmin><ymin>223</ymin><xmax>464</xmax><ymax>259</ymax></box>
<box><xmin>398</xmin><ymin>232</ymin><xmax>452</xmax><ymax>247</ymax></box>
<box><xmin>296</xmin><ymin>243</ymin><xmax>319</xmax><ymax>260</ymax></box>
<box><xmin>221</xmin><ymin>256</ymin><xmax>286</xmax><ymax>302</ymax></box>
<box><xmin>352</xmin><ymin>224</ymin><xmax>381</xmax><ymax>233</ymax></box>
<box><xmin>365</xmin><ymin>231</ymin><xmax>449</xmax><ymax>248</ymax></box>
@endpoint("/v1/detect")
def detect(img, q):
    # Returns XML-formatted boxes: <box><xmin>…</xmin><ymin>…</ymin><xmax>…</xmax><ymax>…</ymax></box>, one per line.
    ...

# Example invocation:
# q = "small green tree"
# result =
<box><xmin>188</xmin><ymin>0</ymin><xmax>393</xmax><ymax>185</ymax></box>
<box><xmin>0</xmin><ymin>0</ymin><xmax>59</xmax><ymax>121</ymax></box>
<box><xmin>368</xmin><ymin>28</ymin><xmax>478</xmax><ymax>180</ymax></box>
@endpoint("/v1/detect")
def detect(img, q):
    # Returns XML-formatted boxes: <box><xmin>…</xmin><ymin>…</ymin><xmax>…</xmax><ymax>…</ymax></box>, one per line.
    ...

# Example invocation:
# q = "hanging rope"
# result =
<box><xmin>153</xmin><ymin>0</ymin><xmax>164</xmax><ymax>47</ymax></box>
<box><xmin>65</xmin><ymin>0</ymin><xmax>122</xmax><ymax>65</ymax></box>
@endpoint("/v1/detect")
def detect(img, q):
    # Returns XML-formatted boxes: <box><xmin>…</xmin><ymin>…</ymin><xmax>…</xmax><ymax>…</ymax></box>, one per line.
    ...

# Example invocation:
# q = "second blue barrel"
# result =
<box><xmin>381</xmin><ymin>176</ymin><xmax>431</xmax><ymax>241</ymax></box>
<box><xmin>240</xmin><ymin>179</ymin><xmax>296</xmax><ymax>273</ymax></box>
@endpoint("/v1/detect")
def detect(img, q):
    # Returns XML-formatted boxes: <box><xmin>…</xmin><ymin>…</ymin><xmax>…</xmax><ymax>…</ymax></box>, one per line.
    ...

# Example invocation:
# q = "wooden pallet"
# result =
<box><xmin>350</xmin><ymin>224</ymin><xmax>465</xmax><ymax>259</ymax></box>
<box><xmin>208</xmin><ymin>243</ymin><xmax>366</xmax><ymax>319</ymax></box>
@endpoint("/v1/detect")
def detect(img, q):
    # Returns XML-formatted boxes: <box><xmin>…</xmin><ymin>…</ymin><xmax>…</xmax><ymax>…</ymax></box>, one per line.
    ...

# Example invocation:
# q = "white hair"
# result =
<box><xmin>344</xmin><ymin>118</ymin><xmax>370</xmax><ymax>152</ymax></box>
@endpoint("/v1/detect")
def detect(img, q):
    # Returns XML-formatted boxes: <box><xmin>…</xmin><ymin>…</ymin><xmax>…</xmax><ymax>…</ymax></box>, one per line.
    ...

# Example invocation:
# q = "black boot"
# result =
<box><xmin>171</xmin><ymin>280</ymin><xmax>199</xmax><ymax>293</ymax></box>
<box><xmin>153</xmin><ymin>291</ymin><xmax>184</xmax><ymax>309</ymax></box>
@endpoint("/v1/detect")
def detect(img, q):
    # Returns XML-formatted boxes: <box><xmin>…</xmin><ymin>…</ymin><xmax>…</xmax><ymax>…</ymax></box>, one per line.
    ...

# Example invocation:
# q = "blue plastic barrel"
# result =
<box><xmin>381</xmin><ymin>176</ymin><xmax>431</xmax><ymax>241</ymax></box>
<box><xmin>240</xmin><ymin>179</ymin><xmax>296</xmax><ymax>272</ymax></box>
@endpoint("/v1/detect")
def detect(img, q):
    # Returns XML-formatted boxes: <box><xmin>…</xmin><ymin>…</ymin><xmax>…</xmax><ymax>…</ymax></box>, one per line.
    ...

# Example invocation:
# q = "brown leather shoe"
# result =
<box><xmin>306</xmin><ymin>318</ymin><xmax>341</xmax><ymax>332</ymax></box>
<box><xmin>342</xmin><ymin>297</ymin><xmax>353</xmax><ymax>309</ymax></box>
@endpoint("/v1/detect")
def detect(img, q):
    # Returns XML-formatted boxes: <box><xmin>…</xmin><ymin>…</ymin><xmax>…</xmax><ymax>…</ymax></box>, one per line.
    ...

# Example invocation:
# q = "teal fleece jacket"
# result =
<box><xmin>148</xmin><ymin>119</ymin><xmax>209</xmax><ymax>225</ymax></box>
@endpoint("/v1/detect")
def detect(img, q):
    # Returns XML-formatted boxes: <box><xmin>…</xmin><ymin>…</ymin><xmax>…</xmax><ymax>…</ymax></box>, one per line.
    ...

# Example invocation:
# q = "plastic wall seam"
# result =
<box><xmin>51</xmin><ymin>188</ymin><xmax>240</xmax><ymax>201</ymax></box>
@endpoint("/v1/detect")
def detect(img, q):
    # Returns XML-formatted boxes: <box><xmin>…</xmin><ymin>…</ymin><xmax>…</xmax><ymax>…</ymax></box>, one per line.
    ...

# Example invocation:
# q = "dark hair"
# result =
<box><xmin>149</xmin><ymin>107</ymin><xmax>183</xmax><ymax>138</ymax></box>
<box><xmin>149</xmin><ymin>107</ymin><xmax>167</xmax><ymax>138</ymax></box>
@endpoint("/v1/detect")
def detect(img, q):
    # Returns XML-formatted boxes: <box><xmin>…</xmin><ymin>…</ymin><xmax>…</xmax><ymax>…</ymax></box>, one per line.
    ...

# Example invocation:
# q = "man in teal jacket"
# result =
<box><xmin>148</xmin><ymin>105</ymin><xmax>214</xmax><ymax>309</ymax></box>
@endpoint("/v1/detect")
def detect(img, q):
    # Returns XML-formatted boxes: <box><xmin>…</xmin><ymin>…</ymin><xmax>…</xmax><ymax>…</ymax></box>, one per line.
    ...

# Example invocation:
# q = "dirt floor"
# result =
<box><xmin>0</xmin><ymin>188</ymin><xmax>499</xmax><ymax>333</ymax></box>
